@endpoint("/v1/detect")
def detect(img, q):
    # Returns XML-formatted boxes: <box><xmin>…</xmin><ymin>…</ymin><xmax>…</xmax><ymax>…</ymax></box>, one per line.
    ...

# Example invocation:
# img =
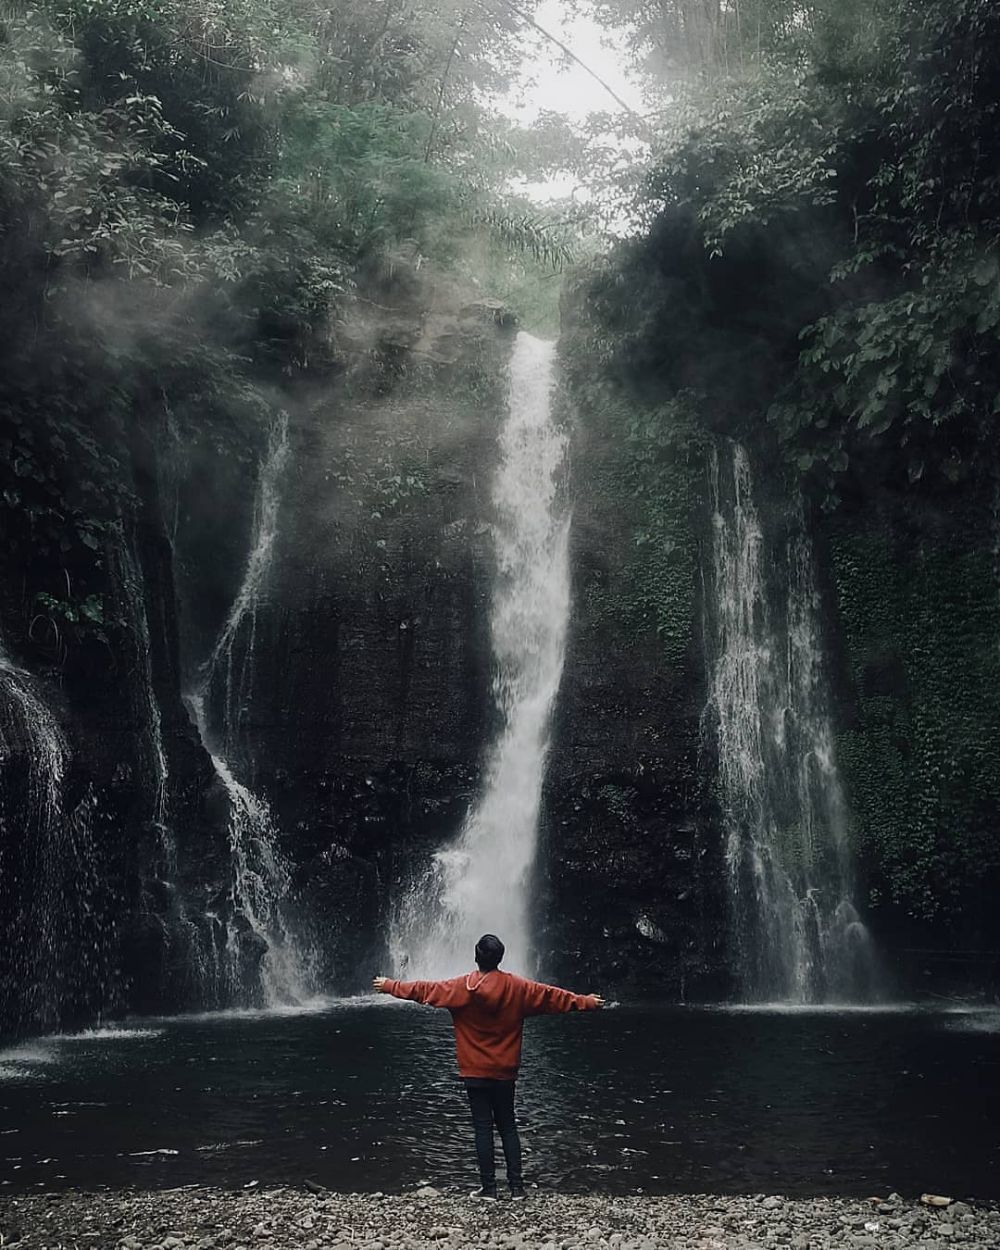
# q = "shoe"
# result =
<box><xmin>509</xmin><ymin>1185</ymin><xmax>527</xmax><ymax>1200</ymax></box>
<box><xmin>470</xmin><ymin>1185</ymin><xmax>498</xmax><ymax>1201</ymax></box>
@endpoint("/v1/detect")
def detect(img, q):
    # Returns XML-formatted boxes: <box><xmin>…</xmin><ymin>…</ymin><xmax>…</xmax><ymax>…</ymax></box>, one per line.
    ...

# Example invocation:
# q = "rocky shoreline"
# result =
<box><xmin>1</xmin><ymin>1187</ymin><xmax>996</xmax><ymax>1250</ymax></box>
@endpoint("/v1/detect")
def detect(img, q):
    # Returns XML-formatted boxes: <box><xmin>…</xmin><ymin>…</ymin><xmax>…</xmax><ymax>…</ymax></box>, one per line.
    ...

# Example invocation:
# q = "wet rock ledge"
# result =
<box><xmin>1</xmin><ymin>1188</ymin><xmax>997</xmax><ymax>1250</ymax></box>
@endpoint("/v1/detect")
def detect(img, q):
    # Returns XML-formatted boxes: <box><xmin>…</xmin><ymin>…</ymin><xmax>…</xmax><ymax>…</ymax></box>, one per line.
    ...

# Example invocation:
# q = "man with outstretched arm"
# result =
<box><xmin>373</xmin><ymin>933</ymin><xmax>604</xmax><ymax>1201</ymax></box>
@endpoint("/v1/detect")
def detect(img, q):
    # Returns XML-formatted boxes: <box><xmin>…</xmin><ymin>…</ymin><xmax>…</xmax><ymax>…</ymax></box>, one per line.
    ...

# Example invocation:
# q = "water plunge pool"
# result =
<box><xmin>0</xmin><ymin>1000</ymin><xmax>996</xmax><ymax>1198</ymax></box>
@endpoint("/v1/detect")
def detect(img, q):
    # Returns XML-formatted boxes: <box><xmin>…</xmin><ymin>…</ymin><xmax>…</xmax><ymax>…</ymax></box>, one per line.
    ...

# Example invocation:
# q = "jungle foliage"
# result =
<box><xmin>0</xmin><ymin>0</ymin><xmax>571</xmax><ymax>656</ymax></box>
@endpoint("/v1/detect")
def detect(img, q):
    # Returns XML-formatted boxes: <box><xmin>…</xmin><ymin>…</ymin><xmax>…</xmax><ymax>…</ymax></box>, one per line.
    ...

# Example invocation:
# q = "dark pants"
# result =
<box><xmin>464</xmin><ymin>1079</ymin><xmax>522</xmax><ymax>1188</ymax></box>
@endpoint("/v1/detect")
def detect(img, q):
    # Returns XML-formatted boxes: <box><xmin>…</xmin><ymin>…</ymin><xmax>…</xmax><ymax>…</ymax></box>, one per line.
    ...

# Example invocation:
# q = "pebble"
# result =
<box><xmin>1</xmin><ymin>1189</ymin><xmax>996</xmax><ymax>1250</ymax></box>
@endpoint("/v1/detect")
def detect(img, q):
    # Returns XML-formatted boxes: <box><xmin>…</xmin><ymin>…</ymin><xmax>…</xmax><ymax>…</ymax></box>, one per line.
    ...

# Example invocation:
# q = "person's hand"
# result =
<box><xmin>590</xmin><ymin>994</ymin><xmax>605</xmax><ymax>1008</ymax></box>
<box><xmin>372</xmin><ymin>975</ymin><xmax>389</xmax><ymax>992</ymax></box>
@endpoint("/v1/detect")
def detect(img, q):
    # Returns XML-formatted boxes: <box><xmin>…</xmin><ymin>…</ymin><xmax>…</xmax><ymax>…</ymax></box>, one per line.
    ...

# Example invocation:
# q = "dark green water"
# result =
<box><xmin>0</xmin><ymin>1000</ymin><xmax>997</xmax><ymax>1197</ymax></box>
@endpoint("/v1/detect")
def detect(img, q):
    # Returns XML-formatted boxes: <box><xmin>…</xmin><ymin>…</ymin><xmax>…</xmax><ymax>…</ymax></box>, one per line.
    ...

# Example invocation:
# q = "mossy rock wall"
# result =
<box><xmin>825</xmin><ymin>489</ymin><xmax>1000</xmax><ymax>992</ymax></box>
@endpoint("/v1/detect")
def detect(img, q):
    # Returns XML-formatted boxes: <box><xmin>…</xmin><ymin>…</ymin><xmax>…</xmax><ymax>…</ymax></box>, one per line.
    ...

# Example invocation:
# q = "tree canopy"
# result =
<box><xmin>0</xmin><ymin>0</ymin><xmax>580</xmax><ymax>638</ymax></box>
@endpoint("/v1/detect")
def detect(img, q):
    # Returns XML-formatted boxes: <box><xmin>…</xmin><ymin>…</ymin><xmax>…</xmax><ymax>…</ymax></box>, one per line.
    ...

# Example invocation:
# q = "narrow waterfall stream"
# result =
<box><xmin>391</xmin><ymin>332</ymin><xmax>571</xmax><ymax>978</ymax></box>
<box><xmin>0</xmin><ymin>644</ymin><xmax>104</xmax><ymax>1026</ymax></box>
<box><xmin>113</xmin><ymin>536</ymin><xmax>171</xmax><ymax>849</ymax></box>
<box><xmin>0</xmin><ymin>647</ymin><xmax>66</xmax><ymax>824</ymax></box>
<box><xmin>112</xmin><ymin>530</ymin><xmax>219</xmax><ymax>999</ymax></box>
<box><xmin>186</xmin><ymin>693</ymin><xmax>308</xmax><ymax>1004</ymax></box>
<box><xmin>705</xmin><ymin>442</ymin><xmax>879</xmax><ymax>1002</ymax></box>
<box><xmin>188</xmin><ymin>413</ymin><xmax>312</xmax><ymax>1005</ymax></box>
<box><xmin>205</xmin><ymin>414</ymin><xmax>290</xmax><ymax>763</ymax></box>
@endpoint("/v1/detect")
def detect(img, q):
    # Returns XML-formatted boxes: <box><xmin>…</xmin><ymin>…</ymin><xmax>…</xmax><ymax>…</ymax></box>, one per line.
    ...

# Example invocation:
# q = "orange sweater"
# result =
<box><xmin>381</xmin><ymin>970</ymin><xmax>599</xmax><ymax>1080</ymax></box>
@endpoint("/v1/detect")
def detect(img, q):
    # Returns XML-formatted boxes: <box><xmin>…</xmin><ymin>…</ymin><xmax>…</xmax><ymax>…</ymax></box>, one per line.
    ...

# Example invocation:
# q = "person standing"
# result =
<box><xmin>373</xmin><ymin>933</ymin><xmax>604</xmax><ymax>1200</ymax></box>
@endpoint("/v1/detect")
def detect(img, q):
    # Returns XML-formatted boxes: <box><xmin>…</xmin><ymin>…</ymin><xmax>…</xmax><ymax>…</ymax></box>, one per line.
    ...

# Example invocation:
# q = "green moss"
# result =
<box><xmin>588</xmin><ymin>437</ymin><xmax>700</xmax><ymax>667</ymax></box>
<box><xmin>830</xmin><ymin>508</ymin><xmax>1000</xmax><ymax>922</ymax></box>
<box><xmin>560</xmin><ymin>303</ymin><xmax>705</xmax><ymax>667</ymax></box>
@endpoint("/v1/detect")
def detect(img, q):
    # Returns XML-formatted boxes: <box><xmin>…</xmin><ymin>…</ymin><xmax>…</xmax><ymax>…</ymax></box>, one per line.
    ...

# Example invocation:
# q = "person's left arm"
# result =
<box><xmin>372</xmin><ymin>974</ymin><xmax>468</xmax><ymax>1009</ymax></box>
<box><xmin>520</xmin><ymin>978</ymin><xmax>604</xmax><ymax>1016</ymax></box>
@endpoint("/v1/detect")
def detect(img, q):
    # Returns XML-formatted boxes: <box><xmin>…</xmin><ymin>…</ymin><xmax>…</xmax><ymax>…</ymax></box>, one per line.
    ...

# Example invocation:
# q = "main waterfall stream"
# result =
<box><xmin>391</xmin><ymin>333</ymin><xmax>571</xmax><ymax>978</ymax></box>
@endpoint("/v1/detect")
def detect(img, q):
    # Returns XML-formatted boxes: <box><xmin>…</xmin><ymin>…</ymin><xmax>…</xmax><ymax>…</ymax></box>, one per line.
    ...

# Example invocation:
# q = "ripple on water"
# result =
<box><xmin>944</xmin><ymin>1009</ymin><xmax>1000</xmax><ymax>1033</ymax></box>
<box><xmin>0</xmin><ymin>1045</ymin><xmax>59</xmax><ymax>1070</ymax></box>
<box><xmin>150</xmin><ymin>994</ymin><xmax>346</xmax><ymax>1025</ymax></box>
<box><xmin>0</xmin><ymin>1027</ymin><xmax>162</xmax><ymax>1081</ymax></box>
<box><xmin>195</xmin><ymin>1140</ymin><xmax>262</xmax><ymax>1154</ymax></box>
<box><xmin>0</xmin><ymin>1065</ymin><xmax>36</xmax><ymax>1082</ymax></box>
<box><xmin>55</xmin><ymin>1027</ymin><xmax>164</xmax><ymax>1042</ymax></box>
<box><xmin>707</xmin><ymin>1001</ymin><xmax>943</xmax><ymax>1015</ymax></box>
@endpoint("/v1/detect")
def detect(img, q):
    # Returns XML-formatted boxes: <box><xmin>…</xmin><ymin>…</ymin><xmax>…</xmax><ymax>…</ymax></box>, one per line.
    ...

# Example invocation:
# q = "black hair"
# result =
<box><xmin>474</xmin><ymin>933</ymin><xmax>505</xmax><ymax>971</ymax></box>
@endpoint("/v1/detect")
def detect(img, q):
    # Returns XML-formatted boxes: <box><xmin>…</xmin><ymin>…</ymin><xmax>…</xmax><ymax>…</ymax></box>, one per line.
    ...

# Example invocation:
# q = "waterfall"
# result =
<box><xmin>0</xmin><ymin>644</ymin><xmax>106</xmax><ymax>1026</ymax></box>
<box><xmin>186</xmin><ymin>693</ymin><xmax>309</xmax><ymax>1004</ymax></box>
<box><xmin>0</xmin><ymin>651</ymin><xmax>70</xmax><ymax>994</ymax></box>
<box><xmin>112</xmin><ymin>527</ymin><xmax>225</xmax><ymax>1003</ymax></box>
<box><xmin>114</xmin><ymin>537</ymin><xmax>170</xmax><ymax>842</ymax></box>
<box><xmin>391</xmin><ymin>333</ymin><xmax>571</xmax><ymax>978</ymax></box>
<box><xmin>0</xmin><ymin>648</ymin><xmax>66</xmax><ymax>826</ymax></box>
<box><xmin>705</xmin><ymin>441</ymin><xmax>879</xmax><ymax>1002</ymax></box>
<box><xmin>189</xmin><ymin>412</ymin><xmax>312</xmax><ymax>1004</ymax></box>
<box><xmin>206</xmin><ymin>413</ymin><xmax>290</xmax><ymax>763</ymax></box>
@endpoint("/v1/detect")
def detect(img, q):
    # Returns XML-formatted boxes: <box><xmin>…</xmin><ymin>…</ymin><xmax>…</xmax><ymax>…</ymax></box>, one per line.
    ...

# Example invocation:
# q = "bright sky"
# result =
<box><xmin>505</xmin><ymin>0</ymin><xmax>644</xmax><ymax>124</ymax></box>
<box><xmin>499</xmin><ymin>1</ymin><xmax>646</xmax><ymax>207</ymax></box>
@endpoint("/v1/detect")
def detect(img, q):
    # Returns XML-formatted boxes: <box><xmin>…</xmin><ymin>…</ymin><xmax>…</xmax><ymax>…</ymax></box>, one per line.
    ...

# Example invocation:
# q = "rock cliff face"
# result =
<box><xmin>233</xmin><ymin>306</ymin><xmax>729</xmax><ymax>999</ymax></box>
<box><xmin>4</xmin><ymin>278</ymin><xmax>999</xmax><ymax>1034</ymax></box>
<box><xmin>817</xmin><ymin>485</ymin><xmax>1000</xmax><ymax>999</ymax></box>
<box><xmin>237</xmin><ymin>310</ymin><xmax>514</xmax><ymax>990</ymax></box>
<box><xmin>0</xmin><ymin>408</ymin><xmax>232</xmax><ymax>1031</ymax></box>
<box><xmin>540</xmin><ymin>453</ymin><xmax>728</xmax><ymax>1000</ymax></box>
<box><xmin>0</xmin><ymin>299</ymin><xmax>521</xmax><ymax>1029</ymax></box>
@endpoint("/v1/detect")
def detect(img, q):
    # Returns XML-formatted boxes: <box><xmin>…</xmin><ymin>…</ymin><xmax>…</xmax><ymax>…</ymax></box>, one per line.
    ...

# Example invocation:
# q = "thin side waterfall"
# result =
<box><xmin>390</xmin><ymin>333</ymin><xmax>571</xmax><ymax>978</ymax></box>
<box><xmin>705</xmin><ymin>441</ymin><xmax>879</xmax><ymax>1003</ymax></box>
<box><xmin>207</xmin><ymin>413</ymin><xmax>290</xmax><ymax>763</ymax></box>
<box><xmin>186</xmin><ymin>693</ymin><xmax>309</xmax><ymax>1004</ymax></box>
<box><xmin>112</xmin><ymin>529</ymin><xmax>219</xmax><ymax>997</ymax></box>
<box><xmin>114</xmin><ymin>536</ymin><xmax>170</xmax><ymax>843</ymax></box>
<box><xmin>0</xmin><ymin>648</ymin><xmax>65</xmax><ymax>825</ymax></box>
<box><xmin>189</xmin><ymin>412</ymin><xmax>312</xmax><ymax>1004</ymax></box>
<box><xmin>0</xmin><ymin>643</ymin><xmax>104</xmax><ymax>1026</ymax></box>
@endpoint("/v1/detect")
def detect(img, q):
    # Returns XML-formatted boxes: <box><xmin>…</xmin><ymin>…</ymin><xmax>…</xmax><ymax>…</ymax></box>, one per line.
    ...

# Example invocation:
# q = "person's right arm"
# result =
<box><xmin>520</xmin><ymin>978</ymin><xmax>604</xmax><ymax>1016</ymax></box>
<box><xmin>372</xmin><ymin>974</ymin><xmax>468</xmax><ymax>1009</ymax></box>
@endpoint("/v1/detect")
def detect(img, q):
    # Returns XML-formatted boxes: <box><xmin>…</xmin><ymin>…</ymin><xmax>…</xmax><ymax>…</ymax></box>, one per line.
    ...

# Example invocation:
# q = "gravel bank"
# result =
<box><xmin>1</xmin><ymin>1188</ymin><xmax>996</xmax><ymax>1250</ymax></box>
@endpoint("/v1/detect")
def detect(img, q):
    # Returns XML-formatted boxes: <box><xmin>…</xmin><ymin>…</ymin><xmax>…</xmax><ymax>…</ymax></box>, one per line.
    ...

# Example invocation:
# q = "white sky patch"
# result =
<box><xmin>497</xmin><ymin>2</ymin><xmax>647</xmax><ymax>211</ymax></box>
<box><xmin>503</xmin><ymin>0</ymin><xmax>644</xmax><ymax>124</ymax></box>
